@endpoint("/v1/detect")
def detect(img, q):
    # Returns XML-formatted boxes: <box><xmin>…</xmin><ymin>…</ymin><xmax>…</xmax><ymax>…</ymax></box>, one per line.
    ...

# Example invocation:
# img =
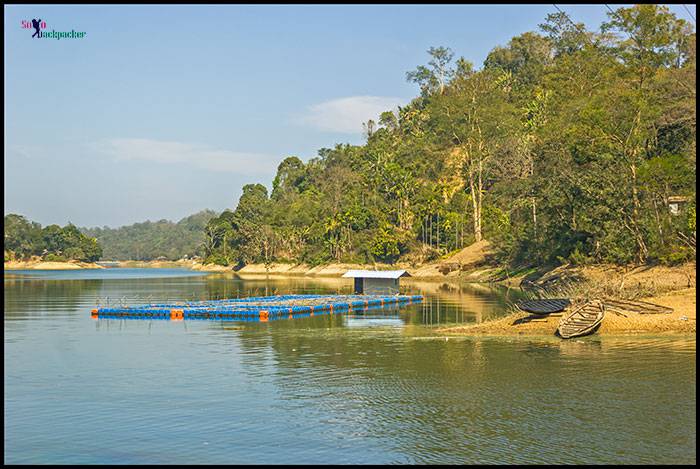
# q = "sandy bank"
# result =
<box><xmin>438</xmin><ymin>287</ymin><xmax>696</xmax><ymax>337</ymax></box>
<box><xmin>106</xmin><ymin>259</ymin><xmax>232</xmax><ymax>272</ymax></box>
<box><xmin>188</xmin><ymin>261</ymin><xmax>234</xmax><ymax>272</ymax></box>
<box><xmin>181</xmin><ymin>240</ymin><xmax>505</xmax><ymax>280</ymax></box>
<box><xmin>234</xmin><ymin>262</ymin><xmax>400</xmax><ymax>277</ymax></box>
<box><xmin>4</xmin><ymin>260</ymin><xmax>105</xmax><ymax>270</ymax></box>
<box><xmin>217</xmin><ymin>242</ymin><xmax>505</xmax><ymax>280</ymax></box>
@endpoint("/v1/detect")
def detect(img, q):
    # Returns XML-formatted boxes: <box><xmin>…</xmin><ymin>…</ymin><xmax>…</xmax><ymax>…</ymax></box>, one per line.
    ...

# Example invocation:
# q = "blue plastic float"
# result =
<box><xmin>91</xmin><ymin>294</ymin><xmax>423</xmax><ymax>322</ymax></box>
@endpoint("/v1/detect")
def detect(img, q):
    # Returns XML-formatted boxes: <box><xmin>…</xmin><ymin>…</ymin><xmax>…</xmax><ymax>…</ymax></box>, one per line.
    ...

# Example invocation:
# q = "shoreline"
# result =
<box><xmin>5</xmin><ymin>258</ymin><xmax>693</xmax><ymax>290</ymax></box>
<box><xmin>3</xmin><ymin>257</ymin><xmax>466</xmax><ymax>278</ymax></box>
<box><xmin>27</xmin><ymin>258</ymin><xmax>509</xmax><ymax>282</ymax></box>
<box><xmin>14</xmin><ymin>239</ymin><xmax>511</xmax><ymax>281</ymax></box>
<box><xmin>4</xmin><ymin>256</ymin><xmax>695</xmax><ymax>337</ymax></box>
<box><xmin>437</xmin><ymin>287</ymin><xmax>696</xmax><ymax>337</ymax></box>
<box><xmin>4</xmin><ymin>260</ymin><xmax>105</xmax><ymax>270</ymax></box>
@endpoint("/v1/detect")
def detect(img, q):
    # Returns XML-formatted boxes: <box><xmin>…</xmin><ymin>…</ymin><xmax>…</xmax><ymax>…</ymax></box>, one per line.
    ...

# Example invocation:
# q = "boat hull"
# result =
<box><xmin>557</xmin><ymin>300</ymin><xmax>605</xmax><ymax>339</ymax></box>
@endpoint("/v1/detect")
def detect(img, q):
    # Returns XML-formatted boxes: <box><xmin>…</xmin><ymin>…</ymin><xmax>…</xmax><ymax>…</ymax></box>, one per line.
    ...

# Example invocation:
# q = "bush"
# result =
<box><xmin>44</xmin><ymin>253</ymin><xmax>66</xmax><ymax>262</ymax></box>
<box><xmin>63</xmin><ymin>247</ymin><xmax>86</xmax><ymax>261</ymax></box>
<box><xmin>204</xmin><ymin>254</ymin><xmax>230</xmax><ymax>266</ymax></box>
<box><xmin>657</xmin><ymin>247</ymin><xmax>695</xmax><ymax>266</ymax></box>
<box><xmin>370</xmin><ymin>225</ymin><xmax>410</xmax><ymax>264</ymax></box>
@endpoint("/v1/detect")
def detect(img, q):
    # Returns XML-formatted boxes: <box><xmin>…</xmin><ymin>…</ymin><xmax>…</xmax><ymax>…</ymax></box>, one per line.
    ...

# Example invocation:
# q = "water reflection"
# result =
<box><xmin>4</xmin><ymin>270</ymin><xmax>528</xmax><ymax>328</ymax></box>
<box><xmin>230</xmin><ymin>320</ymin><xmax>695</xmax><ymax>464</ymax></box>
<box><xmin>4</xmin><ymin>269</ymin><xmax>696</xmax><ymax>464</ymax></box>
<box><xmin>4</xmin><ymin>278</ymin><xmax>101</xmax><ymax>318</ymax></box>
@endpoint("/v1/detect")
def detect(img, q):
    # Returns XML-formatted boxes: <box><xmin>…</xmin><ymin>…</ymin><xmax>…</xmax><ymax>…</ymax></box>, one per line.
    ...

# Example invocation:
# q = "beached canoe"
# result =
<box><xmin>516</xmin><ymin>298</ymin><xmax>571</xmax><ymax>315</ymax></box>
<box><xmin>601</xmin><ymin>298</ymin><xmax>673</xmax><ymax>315</ymax></box>
<box><xmin>557</xmin><ymin>300</ymin><xmax>605</xmax><ymax>339</ymax></box>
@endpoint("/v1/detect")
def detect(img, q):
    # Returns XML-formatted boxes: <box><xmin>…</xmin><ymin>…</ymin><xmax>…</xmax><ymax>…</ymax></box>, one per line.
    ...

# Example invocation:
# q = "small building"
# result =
<box><xmin>342</xmin><ymin>269</ymin><xmax>411</xmax><ymax>295</ymax></box>
<box><xmin>668</xmin><ymin>196</ymin><xmax>690</xmax><ymax>216</ymax></box>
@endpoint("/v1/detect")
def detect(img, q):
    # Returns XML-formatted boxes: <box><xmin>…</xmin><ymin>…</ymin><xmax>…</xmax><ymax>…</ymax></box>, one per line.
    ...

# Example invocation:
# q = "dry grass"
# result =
<box><xmin>521</xmin><ymin>262</ymin><xmax>696</xmax><ymax>301</ymax></box>
<box><xmin>439</xmin><ymin>289</ymin><xmax>696</xmax><ymax>337</ymax></box>
<box><xmin>439</xmin><ymin>262</ymin><xmax>696</xmax><ymax>338</ymax></box>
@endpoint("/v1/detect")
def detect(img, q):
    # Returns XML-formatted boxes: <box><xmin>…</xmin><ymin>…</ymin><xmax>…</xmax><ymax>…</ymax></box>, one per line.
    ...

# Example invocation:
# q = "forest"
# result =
<box><xmin>4</xmin><ymin>214</ymin><xmax>103</xmax><ymax>262</ymax></box>
<box><xmin>4</xmin><ymin>210</ymin><xmax>215</xmax><ymax>262</ymax></box>
<box><xmin>202</xmin><ymin>5</ymin><xmax>697</xmax><ymax>269</ymax></box>
<box><xmin>81</xmin><ymin>210</ymin><xmax>216</xmax><ymax>261</ymax></box>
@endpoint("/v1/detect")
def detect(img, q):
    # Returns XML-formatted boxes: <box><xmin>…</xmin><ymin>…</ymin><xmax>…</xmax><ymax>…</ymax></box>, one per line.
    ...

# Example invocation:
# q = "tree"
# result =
<box><xmin>429</xmin><ymin>68</ymin><xmax>518</xmax><ymax>242</ymax></box>
<box><xmin>4</xmin><ymin>214</ymin><xmax>42</xmax><ymax>259</ymax></box>
<box><xmin>484</xmin><ymin>32</ymin><xmax>553</xmax><ymax>86</ymax></box>
<box><xmin>539</xmin><ymin>12</ymin><xmax>593</xmax><ymax>57</ymax></box>
<box><xmin>271</xmin><ymin>156</ymin><xmax>306</xmax><ymax>200</ymax></box>
<box><xmin>406</xmin><ymin>46</ymin><xmax>455</xmax><ymax>95</ymax></box>
<box><xmin>602</xmin><ymin>4</ymin><xmax>693</xmax><ymax>87</ymax></box>
<box><xmin>5</xmin><ymin>215</ymin><xmax>105</xmax><ymax>262</ymax></box>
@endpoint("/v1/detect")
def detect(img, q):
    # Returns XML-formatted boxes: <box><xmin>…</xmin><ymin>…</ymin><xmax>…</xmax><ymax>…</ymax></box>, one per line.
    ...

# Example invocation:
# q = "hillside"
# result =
<box><xmin>81</xmin><ymin>210</ymin><xmax>217</xmax><ymax>261</ymax></box>
<box><xmin>201</xmin><ymin>5</ymin><xmax>696</xmax><ymax>271</ymax></box>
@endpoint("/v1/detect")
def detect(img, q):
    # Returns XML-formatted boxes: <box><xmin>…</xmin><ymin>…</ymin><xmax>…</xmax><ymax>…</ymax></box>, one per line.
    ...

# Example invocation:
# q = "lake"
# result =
<box><xmin>4</xmin><ymin>268</ymin><xmax>696</xmax><ymax>464</ymax></box>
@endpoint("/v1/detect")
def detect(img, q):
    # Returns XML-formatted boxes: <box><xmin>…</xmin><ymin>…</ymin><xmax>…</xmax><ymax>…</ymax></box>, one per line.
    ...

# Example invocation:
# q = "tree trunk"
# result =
<box><xmin>630</xmin><ymin>163</ymin><xmax>648</xmax><ymax>263</ymax></box>
<box><xmin>437</xmin><ymin>213</ymin><xmax>440</xmax><ymax>249</ymax></box>
<box><xmin>455</xmin><ymin>222</ymin><xmax>458</xmax><ymax>251</ymax></box>
<box><xmin>428</xmin><ymin>214</ymin><xmax>433</xmax><ymax>247</ymax></box>
<box><xmin>469</xmin><ymin>176</ymin><xmax>482</xmax><ymax>243</ymax></box>
<box><xmin>532</xmin><ymin>197</ymin><xmax>537</xmax><ymax>238</ymax></box>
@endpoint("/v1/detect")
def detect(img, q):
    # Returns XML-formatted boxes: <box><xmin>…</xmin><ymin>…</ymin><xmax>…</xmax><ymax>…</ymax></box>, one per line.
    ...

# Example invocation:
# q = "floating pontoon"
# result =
<box><xmin>91</xmin><ymin>294</ymin><xmax>423</xmax><ymax>322</ymax></box>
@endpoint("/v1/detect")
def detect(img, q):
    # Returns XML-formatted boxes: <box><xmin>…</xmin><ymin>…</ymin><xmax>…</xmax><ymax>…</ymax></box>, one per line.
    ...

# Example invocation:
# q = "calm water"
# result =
<box><xmin>4</xmin><ymin>269</ymin><xmax>696</xmax><ymax>464</ymax></box>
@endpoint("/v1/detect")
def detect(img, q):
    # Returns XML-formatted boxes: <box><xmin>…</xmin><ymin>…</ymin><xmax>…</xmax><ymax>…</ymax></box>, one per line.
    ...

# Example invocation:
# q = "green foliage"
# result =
<box><xmin>687</xmin><ymin>203</ymin><xmax>696</xmax><ymax>233</ymax></box>
<box><xmin>370</xmin><ymin>225</ymin><xmax>405</xmax><ymax>263</ymax></box>
<box><xmin>484</xmin><ymin>32</ymin><xmax>553</xmax><ymax>86</ymax></box>
<box><xmin>82</xmin><ymin>210</ymin><xmax>216</xmax><ymax>261</ymax></box>
<box><xmin>4</xmin><ymin>214</ymin><xmax>102</xmax><ymax>262</ymax></box>
<box><xmin>200</xmin><ymin>5</ymin><xmax>695</xmax><ymax>269</ymax></box>
<box><xmin>4</xmin><ymin>214</ymin><xmax>42</xmax><ymax>259</ymax></box>
<box><xmin>44</xmin><ymin>253</ymin><xmax>66</xmax><ymax>262</ymax></box>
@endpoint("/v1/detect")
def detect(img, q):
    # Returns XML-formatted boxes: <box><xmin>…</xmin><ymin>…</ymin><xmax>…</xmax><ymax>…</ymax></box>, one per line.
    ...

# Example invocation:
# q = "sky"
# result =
<box><xmin>4</xmin><ymin>4</ymin><xmax>696</xmax><ymax>228</ymax></box>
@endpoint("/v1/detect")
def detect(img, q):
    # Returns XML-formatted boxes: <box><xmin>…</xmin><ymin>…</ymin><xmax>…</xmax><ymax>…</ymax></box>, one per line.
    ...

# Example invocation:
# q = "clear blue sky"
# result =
<box><xmin>4</xmin><ymin>4</ymin><xmax>696</xmax><ymax>228</ymax></box>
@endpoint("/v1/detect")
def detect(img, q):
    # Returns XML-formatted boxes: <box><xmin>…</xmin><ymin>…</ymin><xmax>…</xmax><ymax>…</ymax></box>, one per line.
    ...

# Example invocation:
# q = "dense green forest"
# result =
<box><xmin>203</xmin><ymin>5</ymin><xmax>696</xmax><ymax>269</ymax></box>
<box><xmin>5</xmin><ymin>210</ymin><xmax>215</xmax><ymax>262</ymax></box>
<box><xmin>4</xmin><ymin>214</ymin><xmax>103</xmax><ymax>262</ymax></box>
<box><xmin>81</xmin><ymin>210</ymin><xmax>216</xmax><ymax>261</ymax></box>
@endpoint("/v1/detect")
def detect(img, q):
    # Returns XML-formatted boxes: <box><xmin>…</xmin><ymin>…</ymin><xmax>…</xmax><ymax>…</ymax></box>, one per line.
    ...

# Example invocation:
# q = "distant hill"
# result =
<box><xmin>81</xmin><ymin>210</ymin><xmax>217</xmax><ymax>261</ymax></box>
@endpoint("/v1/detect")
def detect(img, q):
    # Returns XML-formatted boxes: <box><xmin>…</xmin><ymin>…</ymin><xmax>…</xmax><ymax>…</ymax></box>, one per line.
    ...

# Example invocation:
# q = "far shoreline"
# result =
<box><xmin>4</xmin><ymin>260</ymin><xmax>105</xmax><ymax>271</ymax></box>
<box><xmin>4</xmin><ymin>257</ymin><xmax>695</xmax><ymax>338</ymax></box>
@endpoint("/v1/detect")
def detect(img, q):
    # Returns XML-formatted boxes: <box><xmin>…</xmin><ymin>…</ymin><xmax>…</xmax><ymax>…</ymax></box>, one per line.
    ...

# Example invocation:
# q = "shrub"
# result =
<box><xmin>44</xmin><ymin>253</ymin><xmax>66</xmax><ymax>262</ymax></box>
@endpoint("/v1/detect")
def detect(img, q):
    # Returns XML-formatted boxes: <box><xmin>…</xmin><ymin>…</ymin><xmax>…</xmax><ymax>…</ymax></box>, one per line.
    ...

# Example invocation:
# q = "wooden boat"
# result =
<box><xmin>516</xmin><ymin>298</ymin><xmax>571</xmax><ymax>315</ymax></box>
<box><xmin>601</xmin><ymin>298</ymin><xmax>673</xmax><ymax>315</ymax></box>
<box><xmin>557</xmin><ymin>300</ymin><xmax>605</xmax><ymax>339</ymax></box>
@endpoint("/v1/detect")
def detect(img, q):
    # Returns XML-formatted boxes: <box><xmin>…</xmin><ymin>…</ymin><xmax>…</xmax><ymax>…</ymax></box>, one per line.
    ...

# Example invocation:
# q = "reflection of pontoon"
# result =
<box><xmin>345</xmin><ymin>315</ymin><xmax>404</xmax><ymax>328</ymax></box>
